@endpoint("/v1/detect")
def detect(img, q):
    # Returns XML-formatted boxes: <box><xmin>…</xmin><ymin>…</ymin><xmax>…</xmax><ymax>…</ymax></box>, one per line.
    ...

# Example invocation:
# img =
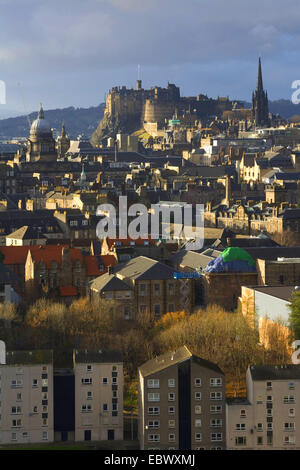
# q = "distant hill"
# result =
<box><xmin>268</xmin><ymin>99</ymin><xmax>300</xmax><ymax>119</ymax></box>
<box><xmin>0</xmin><ymin>103</ymin><xmax>105</xmax><ymax>139</ymax></box>
<box><xmin>243</xmin><ymin>99</ymin><xmax>300</xmax><ymax>119</ymax></box>
<box><xmin>1</xmin><ymin>98</ymin><xmax>300</xmax><ymax>141</ymax></box>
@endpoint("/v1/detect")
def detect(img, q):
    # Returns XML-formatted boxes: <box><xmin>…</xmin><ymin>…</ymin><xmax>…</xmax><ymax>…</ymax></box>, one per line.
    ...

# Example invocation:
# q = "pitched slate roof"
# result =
<box><xmin>114</xmin><ymin>256</ymin><xmax>175</xmax><ymax>281</ymax></box>
<box><xmin>139</xmin><ymin>346</ymin><xmax>224</xmax><ymax>377</ymax></box>
<box><xmin>74</xmin><ymin>349</ymin><xmax>123</xmax><ymax>364</ymax></box>
<box><xmin>7</xmin><ymin>225</ymin><xmax>47</xmax><ymax>240</ymax></box>
<box><xmin>252</xmin><ymin>285</ymin><xmax>295</xmax><ymax>302</ymax></box>
<box><xmin>105</xmin><ymin>237</ymin><xmax>155</xmax><ymax>250</ymax></box>
<box><xmin>249</xmin><ymin>364</ymin><xmax>300</xmax><ymax>381</ymax></box>
<box><xmin>168</xmin><ymin>250</ymin><xmax>214</xmax><ymax>270</ymax></box>
<box><xmin>0</xmin><ymin>210</ymin><xmax>63</xmax><ymax>236</ymax></box>
<box><xmin>181</xmin><ymin>165</ymin><xmax>236</xmax><ymax>178</ymax></box>
<box><xmin>89</xmin><ymin>272</ymin><xmax>131</xmax><ymax>292</ymax></box>
<box><xmin>6</xmin><ymin>350</ymin><xmax>53</xmax><ymax>365</ymax></box>
<box><xmin>244</xmin><ymin>246</ymin><xmax>300</xmax><ymax>261</ymax></box>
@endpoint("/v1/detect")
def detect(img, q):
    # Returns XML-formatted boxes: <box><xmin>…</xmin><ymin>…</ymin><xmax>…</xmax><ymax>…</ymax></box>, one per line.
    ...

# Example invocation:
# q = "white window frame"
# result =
<box><xmin>147</xmin><ymin>379</ymin><xmax>160</xmax><ymax>389</ymax></box>
<box><xmin>210</xmin><ymin>378</ymin><xmax>222</xmax><ymax>387</ymax></box>
<box><xmin>168</xmin><ymin>378</ymin><xmax>175</xmax><ymax>388</ymax></box>
<box><xmin>195</xmin><ymin>378</ymin><xmax>202</xmax><ymax>387</ymax></box>
<box><xmin>148</xmin><ymin>393</ymin><xmax>160</xmax><ymax>402</ymax></box>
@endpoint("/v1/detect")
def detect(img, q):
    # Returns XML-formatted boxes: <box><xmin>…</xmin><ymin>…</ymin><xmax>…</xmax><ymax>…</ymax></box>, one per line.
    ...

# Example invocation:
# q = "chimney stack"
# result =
<box><xmin>108</xmin><ymin>265</ymin><xmax>114</xmax><ymax>275</ymax></box>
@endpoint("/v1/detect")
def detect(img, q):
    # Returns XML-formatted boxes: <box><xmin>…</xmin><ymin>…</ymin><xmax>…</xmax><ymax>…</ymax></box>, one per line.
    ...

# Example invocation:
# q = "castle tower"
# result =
<box><xmin>251</xmin><ymin>58</ymin><xmax>269</xmax><ymax>128</ymax></box>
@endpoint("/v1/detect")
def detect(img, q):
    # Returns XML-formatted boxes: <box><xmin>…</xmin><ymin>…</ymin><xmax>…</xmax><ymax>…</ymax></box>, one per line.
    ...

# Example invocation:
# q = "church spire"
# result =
<box><xmin>257</xmin><ymin>57</ymin><xmax>263</xmax><ymax>91</ymax></box>
<box><xmin>252</xmin><ymin>57</ymin><xmax>269</xmax><ymax>128</ymax></box>
<box><xmin>38</xmin><ymin>103</ymin><xmax>44</xmax><ymax>119</ymax></box>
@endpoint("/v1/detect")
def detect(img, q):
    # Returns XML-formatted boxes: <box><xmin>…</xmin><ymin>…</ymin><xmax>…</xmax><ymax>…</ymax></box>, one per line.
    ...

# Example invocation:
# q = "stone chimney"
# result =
<box><xmin>107</xmin><ymin>265</ymin><xmax>114</xmax><ymax>275</ymax></box>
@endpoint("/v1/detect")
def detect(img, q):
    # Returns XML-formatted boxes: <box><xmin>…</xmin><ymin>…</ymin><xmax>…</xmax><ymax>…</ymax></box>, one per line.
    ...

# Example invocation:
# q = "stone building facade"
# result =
<box><xmin>89</xmin><ymin>256</ymin><xmax>194</xmax><ymax>320</ymax></box>
<box><xmin>202</xmin><ymin>272</ymin><xmax>258</xmax><ymax>311</ymax></box>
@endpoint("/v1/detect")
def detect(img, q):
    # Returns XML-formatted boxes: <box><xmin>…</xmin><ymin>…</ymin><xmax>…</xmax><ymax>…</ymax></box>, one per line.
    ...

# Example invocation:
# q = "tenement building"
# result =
<box><xmin>138</xmin><ymin>346</ymin><xmax>226</xmax><ymax>450</ymax></box>
<box><xmin>89</xmin><ymin>256</ymin><xmax>194</xmax><ymax>320</ymax></box>
<box><xmin>226</xmin><ymin>365</ymin><xmax>300</xmax><ymax>449</ymax></box>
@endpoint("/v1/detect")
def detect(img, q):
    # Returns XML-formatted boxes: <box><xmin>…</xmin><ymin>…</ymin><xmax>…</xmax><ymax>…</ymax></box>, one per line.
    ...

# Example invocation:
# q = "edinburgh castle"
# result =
<box><xmin>91</xmin><ymin>80</ymin><xmax>241</xmax><ymax>145</ymax></box>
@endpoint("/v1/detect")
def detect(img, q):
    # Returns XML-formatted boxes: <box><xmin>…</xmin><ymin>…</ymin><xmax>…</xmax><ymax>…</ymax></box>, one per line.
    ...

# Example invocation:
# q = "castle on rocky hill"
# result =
<box><xmin>91</xmin><ymin>80</ymin><xmax>241</xmax><ymax>145</ymax></box>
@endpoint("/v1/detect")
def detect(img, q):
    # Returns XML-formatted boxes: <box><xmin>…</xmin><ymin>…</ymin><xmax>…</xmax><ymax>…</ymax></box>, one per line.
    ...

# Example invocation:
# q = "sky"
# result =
<box><xmin>0</xmin><ymin>0</ymin><xmax>299</xmax><ymax>117</ymax></box>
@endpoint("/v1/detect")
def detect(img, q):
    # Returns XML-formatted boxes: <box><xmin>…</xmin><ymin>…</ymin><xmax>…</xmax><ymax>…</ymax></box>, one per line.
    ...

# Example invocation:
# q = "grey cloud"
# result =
<box><xmin>0</xmin><ymin>0</ymin><xmax>299</xmax><ymax>112</ymax></box>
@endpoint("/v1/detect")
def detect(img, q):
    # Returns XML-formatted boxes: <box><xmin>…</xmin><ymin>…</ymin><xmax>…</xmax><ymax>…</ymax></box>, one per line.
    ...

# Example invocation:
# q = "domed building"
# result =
<box><xmin>26</xmin><ymin>104</ymin><xmax>57</xmax><ymax>163</ymax></box>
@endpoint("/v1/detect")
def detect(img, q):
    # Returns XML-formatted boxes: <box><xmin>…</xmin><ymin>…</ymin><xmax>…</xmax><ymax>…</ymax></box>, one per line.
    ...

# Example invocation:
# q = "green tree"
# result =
<box><xmin>289</xmin><ymin>291</ymin><xmax>300</xmax><ymax>340</ymax></box>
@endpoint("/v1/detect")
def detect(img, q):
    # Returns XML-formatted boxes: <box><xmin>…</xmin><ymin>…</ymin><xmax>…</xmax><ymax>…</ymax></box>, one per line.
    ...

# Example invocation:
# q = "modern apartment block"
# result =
<box><xmin>0</xmin><ymin>349</ymin><xmax>54</xmax><ymax>445</ymax></box>
<box><xmin>226</xmin><ymin>364</ymin><xmax>300</xmax><ymax>449</ymax></box>
<box><xmin>138</xmin><ymin>345</ymin><xmax>226</xmax><ymax>450</ymax></box>
<box><xmin>0</xmin><ymin>346</ymin><xmax>123</xmax><ymax>445</ymax></box>
<box><xmin>74</xmin><ymin>350</ymin><xmax>123</xmax><ymax>442</ymax></box>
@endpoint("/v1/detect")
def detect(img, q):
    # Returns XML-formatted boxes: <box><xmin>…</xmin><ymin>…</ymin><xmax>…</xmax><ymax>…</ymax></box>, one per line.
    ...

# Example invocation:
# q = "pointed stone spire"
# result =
<box><xmin>252</xmin><ymin>57</ymin><xmax>269</xmax><ymax>127</ymax></box>
<box><xmin>38</xmin><ymin>103</ymin><xmax>44</xmax><ymax>119</ymax></box>
<box><xmin>257</xmin><ymin>57</ymin><xmax>263</xmax><ymax>91</ymax></box>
